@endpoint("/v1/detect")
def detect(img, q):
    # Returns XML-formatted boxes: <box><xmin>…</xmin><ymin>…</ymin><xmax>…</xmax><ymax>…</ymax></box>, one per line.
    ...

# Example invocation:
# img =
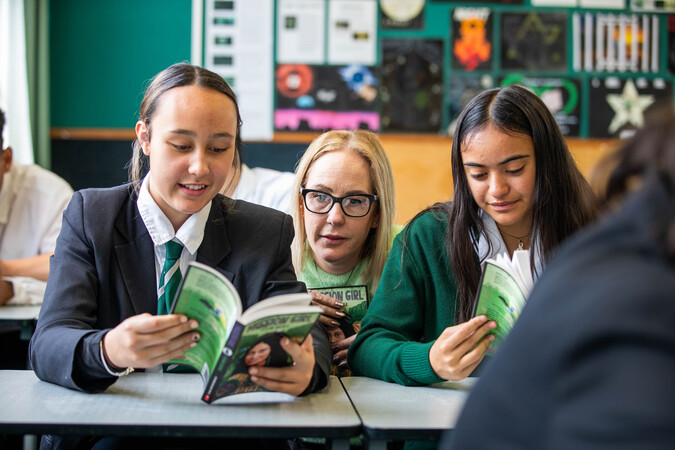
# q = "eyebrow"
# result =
<box><xmin>169</xmin><ymin>129</ymin><xmax>235</xmax><ymax>139</ymax></box>
<box><xmin>307</xmin><ymin>184</ymin><xmax>370</xmax><ymax>195</ymax></box>
<box><xmin>463</xmin><ymin>154</ymin><xmax>531</xmax><ymax>168</ymax></box>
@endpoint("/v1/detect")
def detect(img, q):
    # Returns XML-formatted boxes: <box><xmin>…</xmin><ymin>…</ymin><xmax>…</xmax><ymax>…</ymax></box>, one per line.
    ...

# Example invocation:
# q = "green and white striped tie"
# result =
<box><xmin>157</xmin><ymin>240</ymin><xmax>183</xmax><ymax>315</ymax></box>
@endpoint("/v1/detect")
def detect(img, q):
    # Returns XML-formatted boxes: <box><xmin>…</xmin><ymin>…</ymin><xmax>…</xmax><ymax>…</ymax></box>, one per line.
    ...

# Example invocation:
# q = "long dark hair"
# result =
<box><xmin>409</xmin><ymin>85</ymin><xmax>598</xmax><ymax>323</ymax></box>
<box><xmin>128</xmin><ymin>62</ymin><xmax>243</xmax><ymax>192</ymax></box>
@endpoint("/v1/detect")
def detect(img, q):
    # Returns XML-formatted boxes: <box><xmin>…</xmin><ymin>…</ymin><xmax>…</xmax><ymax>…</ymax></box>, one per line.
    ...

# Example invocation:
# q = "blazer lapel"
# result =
<box><xmin>114</xmin><ymin>194</ymin><xmax>157</xmax><ymax>315</ymax></box>
<box><xmin>197</xmin><ymin>197</ymin><xmax>234</xmax><ymax>282</ymax></box>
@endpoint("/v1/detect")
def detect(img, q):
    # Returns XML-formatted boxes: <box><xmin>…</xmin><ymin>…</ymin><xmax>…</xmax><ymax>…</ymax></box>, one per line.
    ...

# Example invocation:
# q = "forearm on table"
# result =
<box><xmin>2</xmin><ymin>253</ymin><xmax>52</xmax><ymax>281</ymax></box>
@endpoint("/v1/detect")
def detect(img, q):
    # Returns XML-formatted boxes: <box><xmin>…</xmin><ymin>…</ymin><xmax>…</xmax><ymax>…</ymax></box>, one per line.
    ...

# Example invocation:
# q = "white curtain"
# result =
<box><xmin>0</xmin><ymin>0</ymin><xmax>34</xmax><ymax>164</ymax></box>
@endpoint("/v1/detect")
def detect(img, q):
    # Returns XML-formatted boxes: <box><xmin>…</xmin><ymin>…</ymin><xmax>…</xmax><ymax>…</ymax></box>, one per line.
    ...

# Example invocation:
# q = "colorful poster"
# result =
<box><xmin>274</xmin><ymin>64</ymin><xmax>379</xmax><ymax>132</ymax></box>
<box><xmin>380</xmin><ymin>39</ymin><xmax>444</xmax><ymax>132</ymax></box>
<box><xmin>452</xmin><ymin>7</ymin><xmax>493</xmax><ymax>72</ymax></box>
<box><xmin>501</xmin><ymin>12</ymin><xmax>568</xmax><ymax>71</ymax></box>
<box><xmin>574</xmin><ymin>13</ymin><xmax>660</xmax><ymax>73</ymax></box>
<box><xmin>501</xmin><ymin>75</ymin><xmax>582</xmax><ymax>136</ymax></box>
<box><xmin>446</xmin><ymin>75</ymin><xmax>494</xmax><ymax>135</ymax></box>
<box><xmin>588</xmin><ymin>77</ymin><xmax>671</xmax><ymax>138</ymax></box>
<box><xmin>380</xmin><ymin>0</ymin><xmax>425</xmax><ymax>30</ymax></box>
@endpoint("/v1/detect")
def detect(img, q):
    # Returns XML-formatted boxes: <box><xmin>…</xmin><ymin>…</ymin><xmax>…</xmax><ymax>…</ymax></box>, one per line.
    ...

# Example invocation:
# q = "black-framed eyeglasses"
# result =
<box><xmin>301</xmin><ymin>188</ymin><xmax>378</xmax><ymax>218</ymax></box>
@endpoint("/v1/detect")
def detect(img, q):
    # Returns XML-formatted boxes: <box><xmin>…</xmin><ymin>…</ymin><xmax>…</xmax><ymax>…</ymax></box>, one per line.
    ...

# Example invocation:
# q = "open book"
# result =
<box><xmin>473</xmin><ymin>250</ymin><xmax>534</xmax><ymax>352</ymax></box>
<box><xmin>166</xmin><ymin>261</ymin><xmax>321</xmax><ymax>403</ymax></box>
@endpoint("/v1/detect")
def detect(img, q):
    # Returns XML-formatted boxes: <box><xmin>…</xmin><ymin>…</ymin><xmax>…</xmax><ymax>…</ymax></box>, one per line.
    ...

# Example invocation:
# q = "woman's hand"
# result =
<box><xmin>332</xmin><ymin>333</ymin><xmax>356</xmax><ymax>368</ymax></box>
<box><xmin>308</xmin><ymin>290</ymin><xmax>347</xmax><ymax>328</ymax></box>
<box><xmin>103</xmin><ymin>313</ymin><xmax>200</xmax><ymax>369</ymax></box>
<box><xmin>429</xmin><ymin>315</ymin><xmax>496</xmax><ymax>381</ymax></box>
<box><xmin>249</xmin><ymin>335</ymin><xmax>315</xmax><ymax>396</ymax></box>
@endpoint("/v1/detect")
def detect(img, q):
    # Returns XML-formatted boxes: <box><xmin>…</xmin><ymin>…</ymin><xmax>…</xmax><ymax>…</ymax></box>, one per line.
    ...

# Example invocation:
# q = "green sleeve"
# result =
<box><xmin>348</xmin><ymin>212</ymin><xmax>460</xmax><ymax>386</ymax></box>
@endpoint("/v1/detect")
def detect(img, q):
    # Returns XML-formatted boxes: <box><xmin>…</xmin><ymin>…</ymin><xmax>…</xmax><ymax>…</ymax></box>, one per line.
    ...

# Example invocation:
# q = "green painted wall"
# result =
<box><xmin>50</xmin><ymin>0</ymin><xmax>192</xmax><ymax>128</ymax></box>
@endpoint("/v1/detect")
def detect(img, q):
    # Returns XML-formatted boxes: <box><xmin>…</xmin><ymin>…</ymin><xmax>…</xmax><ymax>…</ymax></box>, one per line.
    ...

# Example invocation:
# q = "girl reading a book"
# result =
<box><xmin>29</xmin><ymin>63</ymin><xmax>331</xmax><ymax>448</ymax></box>
<box><xmin>348</xmin><ymin>85</ymin><xmax>598</xmax><ymax>389</ymax></box>
<box><xmin>289</xmin><ymin>130</ymin><xmax>398</xmax><ymax>375</ymax></box>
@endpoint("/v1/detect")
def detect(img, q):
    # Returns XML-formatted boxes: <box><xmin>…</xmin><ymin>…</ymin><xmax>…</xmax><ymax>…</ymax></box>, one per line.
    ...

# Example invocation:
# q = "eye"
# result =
<box><xmin>469</xmin><ymin>172</ymin><xmax>487</xmax><ymax>180</ymax></box>
<box><xmin>170</xmin><ymin>142</ymin><xmax>190</xmax><ymax>151</ymax></box>
<box><xmin>345</xmin><ymin>197</ymin><xmax>366</xmax><ymax>207</ymax></box>
<box><xmin>309</xmin><ymin>192</ymin><xmax>331</xmax><ymax>204</ymax></box>
<box><xmin>209</xmin><ymin>147</ymin><xmax>230</xmax><ymax>153</ymax></box>
<box><xmin>506</xmin><ymin>166</ymin><xmax>524</xmax><ymax>175</ymax></box>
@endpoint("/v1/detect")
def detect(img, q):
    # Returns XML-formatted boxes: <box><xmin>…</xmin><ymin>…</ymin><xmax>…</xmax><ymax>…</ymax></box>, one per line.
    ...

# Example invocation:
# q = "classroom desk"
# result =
<box><xmin>340</xmin><ymin>376</ymin><xmax>475</xmax><ymax>450</ymax></box>
<box><xmin>0</xmin><ymin>370</ymin><xmax>360</xmax><ymax>450</ymax></box>
<box><xmin>0</xmin><ymin>305</ymin><xmax>40</xmax><ymax>340</ymax></box>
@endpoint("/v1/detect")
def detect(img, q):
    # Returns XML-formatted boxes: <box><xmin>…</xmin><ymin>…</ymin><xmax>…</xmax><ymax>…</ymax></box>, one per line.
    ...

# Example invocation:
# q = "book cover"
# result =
<box><xmin>309</xmin><ymin>285</ymin><xmax>369</xmax><ymax>377</ymax></box>
<box><xmin>166</xmin><ymin>261</ymin><xmax>321</xmax><ymax>403</ymax></box>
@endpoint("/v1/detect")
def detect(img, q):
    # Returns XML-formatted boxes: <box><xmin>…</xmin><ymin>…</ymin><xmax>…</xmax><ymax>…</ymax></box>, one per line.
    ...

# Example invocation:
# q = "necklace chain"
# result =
<box><xmin>313</xmin><ymin>259</ymin><xmax>357</xmax><ymax>285</ymax></box>
<box><xmin>499</xmin><ymin>230</ymin><xmax>531</xmax><ymax>251</ymax></box>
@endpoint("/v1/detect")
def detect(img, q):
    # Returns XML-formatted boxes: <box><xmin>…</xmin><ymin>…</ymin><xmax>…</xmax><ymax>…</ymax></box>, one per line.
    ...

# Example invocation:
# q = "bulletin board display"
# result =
<box><xmin>202</xmin><ymin>0</ymin><xmax>675</xmax><ymax>140</ymax></box>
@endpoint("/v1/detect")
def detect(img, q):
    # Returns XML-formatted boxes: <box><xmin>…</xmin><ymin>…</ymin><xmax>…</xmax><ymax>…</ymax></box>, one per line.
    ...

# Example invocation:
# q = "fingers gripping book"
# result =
<box><xmin>165</xmin><ymin>261</ymin><xmax>321</xmax><ymax>403</ymax></box>
<box><xmin>473</xmin><ymin>250</ymin><xmax>534</xmax><ymax>352</ymax></box>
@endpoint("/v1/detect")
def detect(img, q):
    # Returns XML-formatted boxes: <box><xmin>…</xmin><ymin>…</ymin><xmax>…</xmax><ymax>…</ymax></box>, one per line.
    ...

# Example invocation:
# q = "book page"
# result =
<box><xmin>166</xmin><ymin>262</ymin><xmax>242</xmax><ymax>380</ymax></box>
<box><xmin>473</xmin><ymin>262</ymin><xmax>527</xmax><ymax>352</ymax></box>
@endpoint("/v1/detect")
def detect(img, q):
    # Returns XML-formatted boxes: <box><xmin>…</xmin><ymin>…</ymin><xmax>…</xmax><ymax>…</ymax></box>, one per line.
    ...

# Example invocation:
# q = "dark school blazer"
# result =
<box><xmin>30</xmin><ymin>184</ymin><xmax>330</xmax><ymax>394</ymax></box>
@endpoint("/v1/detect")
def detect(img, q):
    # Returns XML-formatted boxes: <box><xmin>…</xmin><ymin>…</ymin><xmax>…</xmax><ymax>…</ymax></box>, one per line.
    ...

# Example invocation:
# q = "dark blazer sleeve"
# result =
<box><xmin>29</xmin><ymin>187</ymin><xmax>156</xmax><ymax>392</ymax></box>
<box><xmin>30</xmin><ymin>191</ymin><xmax>115</xmax><ymax>391</ymax></box>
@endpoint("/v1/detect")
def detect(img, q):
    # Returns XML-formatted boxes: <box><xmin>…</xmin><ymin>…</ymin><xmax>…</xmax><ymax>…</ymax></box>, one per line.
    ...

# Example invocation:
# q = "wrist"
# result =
<box><xmin>100</xmin><ymin>334</ymin><xmax>134</xmax><ymax>377</ymax></box>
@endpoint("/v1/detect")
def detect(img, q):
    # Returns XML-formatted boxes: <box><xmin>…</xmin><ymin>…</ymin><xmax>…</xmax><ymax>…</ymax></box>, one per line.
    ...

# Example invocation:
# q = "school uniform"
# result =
<box><xmin>29</xmin><ymin>182</ymin><xmax>330</xmax><ymax>449</ymax></box>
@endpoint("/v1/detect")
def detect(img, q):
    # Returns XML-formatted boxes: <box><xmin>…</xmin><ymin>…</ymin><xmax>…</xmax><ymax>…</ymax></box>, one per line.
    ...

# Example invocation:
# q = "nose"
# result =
<box><xmin>326</xmin><ymin>201</ymin><xmax>346</xmax><ymax>225</ymax></box>
<box><xmin>188</xmin><ymin>148</ymin><xmax>209</xmax><ymax>177</ymax></box>
<box><xmin>488</xmin><ymin>172</ymin><xmax>509</xmax><ymax>198</ymax></box>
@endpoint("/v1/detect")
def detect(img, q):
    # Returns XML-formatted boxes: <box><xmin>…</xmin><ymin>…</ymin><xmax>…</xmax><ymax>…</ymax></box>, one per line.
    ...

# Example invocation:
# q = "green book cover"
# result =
<box><xmin>166</xmin><ymin>261</ymin><xmax>320</xmax><ymax>403</ymax></box>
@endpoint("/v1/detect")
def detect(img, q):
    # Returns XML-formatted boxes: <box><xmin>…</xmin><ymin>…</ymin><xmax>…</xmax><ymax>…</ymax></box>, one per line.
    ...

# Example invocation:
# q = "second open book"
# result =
<box><xmin>165</xmin><ymin>262</ymin><xmax>321</xmax><ymax>404</ymax></box>
<box><xmin>473</xmin><ymin>249</ymin><xmax>534</xmax><ymax>352</ymax></box>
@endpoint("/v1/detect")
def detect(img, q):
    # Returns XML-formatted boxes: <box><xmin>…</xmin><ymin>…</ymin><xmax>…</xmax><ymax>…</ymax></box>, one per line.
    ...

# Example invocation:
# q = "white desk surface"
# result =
<box><xmin>0</xmin><ymin>370</ymin><xmax>361</xmax><ymax>440</ymax></box>
<box><xmin>340</xmin><ymin>376</ymin><xmax>475</xmax><ymax>441</ymax></box>
<box><xmin>0</xmin><ymin>305</ymin><xmax>40</xmax><ymax>321</ymax></box>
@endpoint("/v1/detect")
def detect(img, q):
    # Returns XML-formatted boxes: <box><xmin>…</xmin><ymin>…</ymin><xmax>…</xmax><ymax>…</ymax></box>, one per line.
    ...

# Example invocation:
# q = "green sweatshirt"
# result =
<box><xmin>348</xmin><ymin>211</ymin><xmax>459</xmax><ymax>386</ymax></box>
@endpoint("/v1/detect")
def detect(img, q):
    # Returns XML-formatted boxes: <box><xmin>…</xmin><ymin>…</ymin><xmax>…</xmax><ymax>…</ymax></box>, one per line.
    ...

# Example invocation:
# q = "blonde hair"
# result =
<box><xmin>290</xmin><ymin>130</ymin><xmax>396</xmax><ymax>292</ymax></box>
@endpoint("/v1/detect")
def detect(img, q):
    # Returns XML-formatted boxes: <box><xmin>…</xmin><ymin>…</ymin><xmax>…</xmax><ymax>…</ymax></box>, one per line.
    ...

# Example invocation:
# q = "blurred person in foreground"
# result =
<box><xmin>443</xmin><ymin>106</ymin><xmax>675</xmax><ymax>450</ymax></box>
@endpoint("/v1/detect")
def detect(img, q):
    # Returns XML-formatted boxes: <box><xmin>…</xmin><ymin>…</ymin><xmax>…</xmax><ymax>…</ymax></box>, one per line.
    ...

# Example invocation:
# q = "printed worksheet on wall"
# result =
<box><xmin>204</xmin><ymin>0</ymin><xmax>274</xmax><ymax>141</ymax></box>
<box><xmin>328</xmin><ymin>0</ymin><xmax>377</xmax><ymax>65</ymax></box>
<box><xmin>277</xmin><ymin>0</ymin><xmax>326</xmax><ymax>64</ymax></box>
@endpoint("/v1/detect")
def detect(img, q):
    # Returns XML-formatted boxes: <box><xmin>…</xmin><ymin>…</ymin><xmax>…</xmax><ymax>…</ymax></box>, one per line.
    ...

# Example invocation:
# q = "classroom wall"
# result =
<box><xmin>50</xmin><ymin>0</ymin><xmax>634</xmax><ymax>225</ymax></box>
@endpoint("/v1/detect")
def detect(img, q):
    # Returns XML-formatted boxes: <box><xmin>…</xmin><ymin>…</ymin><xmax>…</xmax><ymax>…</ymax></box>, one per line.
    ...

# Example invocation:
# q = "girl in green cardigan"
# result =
<box><xmin>348</xmin><ymin>85</ymin><xmax>599</xmax><ymax>386</ymax></box>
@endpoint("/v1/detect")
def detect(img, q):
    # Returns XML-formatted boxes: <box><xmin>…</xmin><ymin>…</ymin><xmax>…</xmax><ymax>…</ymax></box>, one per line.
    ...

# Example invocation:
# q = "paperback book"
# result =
<box><xmin>473</xmin><ymin>250</ymin><xmax>533</xmax><ymax>351</ymax></box>
<box><xmin>166</xmin><ymin>261</ymin><xmax>321</xmax><ymax>403</ymax></box>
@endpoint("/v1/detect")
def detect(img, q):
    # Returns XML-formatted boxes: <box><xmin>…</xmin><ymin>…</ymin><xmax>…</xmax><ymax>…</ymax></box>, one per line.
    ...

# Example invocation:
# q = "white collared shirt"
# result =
<box><xmin>0</xmin><ymin>163</ymin><xmax>73</xmax><ymax>305</ymax></box>
<box><xmin>230</xmin><ymin>164</ymin><xmax>294</xmax><ymax>213</ymax></box>
<box><xmin>473</xmin><ymin>210</ymin><xmax>544</xmax><ymax>279</ymax></box>
<box><xmin>137</xmin><ymin>174</ymin><xmax>211</xmax><ymax>292</ymax></box>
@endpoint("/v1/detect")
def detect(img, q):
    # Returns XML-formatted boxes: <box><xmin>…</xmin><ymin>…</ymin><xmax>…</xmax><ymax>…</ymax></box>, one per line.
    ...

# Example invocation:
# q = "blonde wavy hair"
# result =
<box><xmin>290</xmin><ymin>130</ymin><xmax>396</xmax><ymax>292</ymax></box>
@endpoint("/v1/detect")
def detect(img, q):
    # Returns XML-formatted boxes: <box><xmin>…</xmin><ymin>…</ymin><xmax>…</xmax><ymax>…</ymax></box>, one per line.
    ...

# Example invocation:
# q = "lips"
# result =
<box><xmin>321</xmin><ymin>234</ymin><xmax>346</xmax><ymax>244</ymax></box>
<box><xmin>179</xmin><ymin>183</ymin><xmax>208</xmax><ymax>195</ymax></box>
<box><xmin>490</xmin><ymin>201</ymin><xmax>517</xmax><ymax>211</ymax></box>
